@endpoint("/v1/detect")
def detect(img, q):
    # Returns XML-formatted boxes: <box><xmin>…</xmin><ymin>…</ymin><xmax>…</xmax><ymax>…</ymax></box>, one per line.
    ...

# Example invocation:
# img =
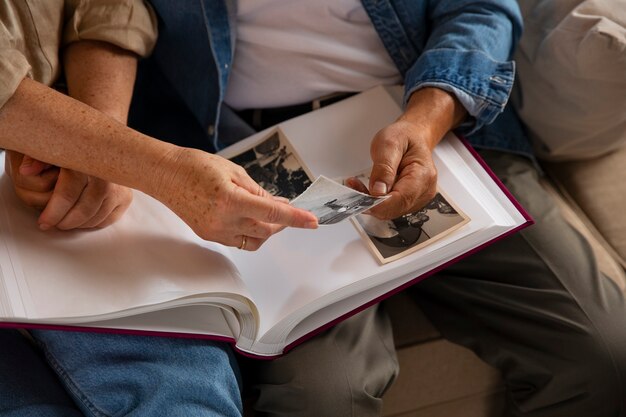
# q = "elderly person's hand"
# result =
<box><xmin>347</xmin><ymin>87</ymin><xmax>467</xmax><ymax>220</ymax></box>
<box><xmin>152</xmin><ymin>147</ymin><xmax>318</xmax><ymax>251</ymax></box>
<box><xmin>5</xmin><ymin>151</ymin><xmax>133</xmax><ymax>230</ymax></box>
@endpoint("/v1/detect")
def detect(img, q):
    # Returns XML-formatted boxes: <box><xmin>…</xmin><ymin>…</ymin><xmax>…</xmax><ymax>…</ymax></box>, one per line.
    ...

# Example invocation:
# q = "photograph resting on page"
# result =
<box><xmin>347</xmin><ymin>170</ymin><xmax>469</xmax><ymax>264</ymax></box>
<box><xmin>228</xmin><ymin>128</ymin><xmax>312</xmax><ymax>199</ymax></box>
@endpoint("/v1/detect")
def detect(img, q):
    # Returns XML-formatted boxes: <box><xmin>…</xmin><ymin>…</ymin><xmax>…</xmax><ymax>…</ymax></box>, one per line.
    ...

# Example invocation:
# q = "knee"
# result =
<box><xmin>249</xmin><ymin>314</ymin><xmax>398</xmax><ymax>417</ymax></box>
<box><xmin>509</xmin><ymin>327</ymin><xmax>624</xmax><ymax>416</ymax></box>
<box><xmin>253</xmin><ymin>355</ymin><xmax>394</xmax><ymax>417</ymax></box>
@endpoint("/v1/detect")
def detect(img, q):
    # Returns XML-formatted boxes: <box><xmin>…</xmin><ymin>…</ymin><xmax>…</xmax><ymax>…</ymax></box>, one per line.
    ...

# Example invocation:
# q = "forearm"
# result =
<box><xmin>63</xmin><ymin>40</ymin><xmax>138</xmax><ymax>123</ymax></box>
<box><xmin>0</xmin><ymin>77</ymin><xmax>175</xmax><ymax>197</ymax></box>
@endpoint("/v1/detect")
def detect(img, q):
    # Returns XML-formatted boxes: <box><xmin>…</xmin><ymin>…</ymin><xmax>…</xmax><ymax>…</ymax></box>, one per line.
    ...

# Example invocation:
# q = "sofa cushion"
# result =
<box><xmin>543</xmin><ymin>146</ymin><xmax>626</xmax><ymax>271</ymax></box>
<box><xmin>382</xmin><ymin>339</ymin><xmax>503</xmax><ymax>417</ymax></box>
<box><xmin>513</xmin><ymin>0</ymin><xmax>626</xmax><ymax>160</ymax></box>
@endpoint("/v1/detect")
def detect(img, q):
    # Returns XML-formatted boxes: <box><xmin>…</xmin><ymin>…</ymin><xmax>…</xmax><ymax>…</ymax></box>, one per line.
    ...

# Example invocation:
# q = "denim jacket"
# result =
<box><xmin>129</xmin><ymin>0</ymin><xmax>532</xmax><ymax>158</ymax></box>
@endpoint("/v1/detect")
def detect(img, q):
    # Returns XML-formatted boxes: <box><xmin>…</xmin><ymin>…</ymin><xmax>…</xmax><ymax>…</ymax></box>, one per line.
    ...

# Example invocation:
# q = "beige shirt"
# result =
<box><xmin>0</xmin><ymin>0</ymin><xmax>158</xmax><ymax>109</ymax></box>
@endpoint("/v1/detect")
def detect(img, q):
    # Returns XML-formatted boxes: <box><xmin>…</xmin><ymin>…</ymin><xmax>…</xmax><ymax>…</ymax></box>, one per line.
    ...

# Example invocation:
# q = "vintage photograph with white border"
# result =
<box><xmin>229</xmin><ymin>127</ymin><xmax>313</xmax><ymax>199</ymax></box>
<box><xmin>347</xmin><ymin>172</ymin><xmax>470</xmax><ymax>264</ymax></box>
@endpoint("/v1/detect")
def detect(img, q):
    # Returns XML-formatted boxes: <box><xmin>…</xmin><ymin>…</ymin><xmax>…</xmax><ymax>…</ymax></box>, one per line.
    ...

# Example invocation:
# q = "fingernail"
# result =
<box><xmin>39</xmin><ymin>223</ymin><xmax>50</xmax><ymax>231</ymax></box>
<box><xmin>305</xmin><ymin>220</ymin><xmax>318</xmax><ymax>229</ymax></box>
<box><xmin>372</xmin><ymin>181</ymin><xmax>388</xmax><ymax>195</ymax></box>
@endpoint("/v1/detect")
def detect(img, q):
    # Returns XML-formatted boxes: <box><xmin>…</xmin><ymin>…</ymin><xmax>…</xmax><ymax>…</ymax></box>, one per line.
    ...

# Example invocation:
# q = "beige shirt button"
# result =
<box><xmin>207</xmin><ymin>124</ymin><xmax>215</xmax><ymax>135</ymax></box>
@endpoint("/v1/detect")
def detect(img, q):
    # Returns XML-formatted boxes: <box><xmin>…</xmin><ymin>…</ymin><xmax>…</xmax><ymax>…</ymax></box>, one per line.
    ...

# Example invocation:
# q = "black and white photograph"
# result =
<box><xmin>229</xmin><ymin>128</ymin><xmax>313</xmax><ymax>199</ymax></box>
<box><xmin>348</xmin><ymin>173</ymin><xmax>469</xmax><ymax>264</ymax></box>
<box><xmin>290</xmin><ymin>176</ymin><xmax>388</xmax><ymax>225</ymax></box>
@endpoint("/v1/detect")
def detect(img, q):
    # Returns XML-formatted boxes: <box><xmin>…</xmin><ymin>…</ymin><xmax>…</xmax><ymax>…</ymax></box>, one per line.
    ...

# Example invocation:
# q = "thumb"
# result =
<box><xmin>19</xmin><ymin>155</ymin><xmax>52</xmax><ymax>176</ymax></box>
<box><xmin>369</xmin><ymin>136</ymin><xmax>402</xmax><ymax>197</ymax></box>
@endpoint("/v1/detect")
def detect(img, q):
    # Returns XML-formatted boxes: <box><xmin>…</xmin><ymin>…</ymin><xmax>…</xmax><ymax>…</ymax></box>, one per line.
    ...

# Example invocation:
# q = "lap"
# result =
<box><xmin>241</xmin><ymin>306</ymin><xmax>398</xmax><ymax>417</ymax></box>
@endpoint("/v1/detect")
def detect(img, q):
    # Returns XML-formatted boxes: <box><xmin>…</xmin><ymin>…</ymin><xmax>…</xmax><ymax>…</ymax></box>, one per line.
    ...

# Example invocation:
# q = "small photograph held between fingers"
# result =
<box><xmin>290</xmin><ymin>175</ymin><xmax>388</xmax><ymax>225</ymax></box>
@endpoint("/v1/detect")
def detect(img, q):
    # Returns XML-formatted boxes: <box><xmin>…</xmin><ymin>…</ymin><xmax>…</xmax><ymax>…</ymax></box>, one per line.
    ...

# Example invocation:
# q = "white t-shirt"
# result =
<box><xmin>223</xmin><ymin>0</ymin><xmax>403</xmax><ymax>110</ymax></box>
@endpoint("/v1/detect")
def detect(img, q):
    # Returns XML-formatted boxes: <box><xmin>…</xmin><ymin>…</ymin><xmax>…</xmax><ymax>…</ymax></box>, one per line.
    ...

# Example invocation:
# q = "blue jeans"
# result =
<box><xmin>0</xmin><ymin>329</ymin><xmax>242</xmax><ymax>417</ymax></box>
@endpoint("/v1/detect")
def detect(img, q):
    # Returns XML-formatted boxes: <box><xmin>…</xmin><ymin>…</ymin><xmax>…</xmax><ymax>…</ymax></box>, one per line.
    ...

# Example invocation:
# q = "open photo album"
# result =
<box><xmin>0</xmin><ymin>86</ymin><xmax>532</xmax><ymax>357</ymax></box>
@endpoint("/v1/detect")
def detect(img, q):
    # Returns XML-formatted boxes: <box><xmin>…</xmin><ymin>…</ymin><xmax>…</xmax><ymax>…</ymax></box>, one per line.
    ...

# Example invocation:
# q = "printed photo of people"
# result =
<box><xmin>290</xmin><ymin>176</ymin><xmax>388</xmax><ymax>225</ymax></box>
<box><xmin>348</xmin><ymin>172</ymin><xmax>469</xmax><ymax>263</ymax></box>
<box><xmin>229</xmin><ymin>128</ymin><xmax>312</xmax><ymax>199</ymax></box>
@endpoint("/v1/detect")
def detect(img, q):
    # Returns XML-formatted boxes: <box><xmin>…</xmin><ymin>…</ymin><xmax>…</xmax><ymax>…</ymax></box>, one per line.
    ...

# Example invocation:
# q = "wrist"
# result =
<box><xmin>142</xmin><ymin>143</ymin><xmax>188</xmax><ymax>203</ymax></box>
<box><xmin>398</xmin><ymin>87</ymin><xmax>467</xmax><ymax>149</ymax></box>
